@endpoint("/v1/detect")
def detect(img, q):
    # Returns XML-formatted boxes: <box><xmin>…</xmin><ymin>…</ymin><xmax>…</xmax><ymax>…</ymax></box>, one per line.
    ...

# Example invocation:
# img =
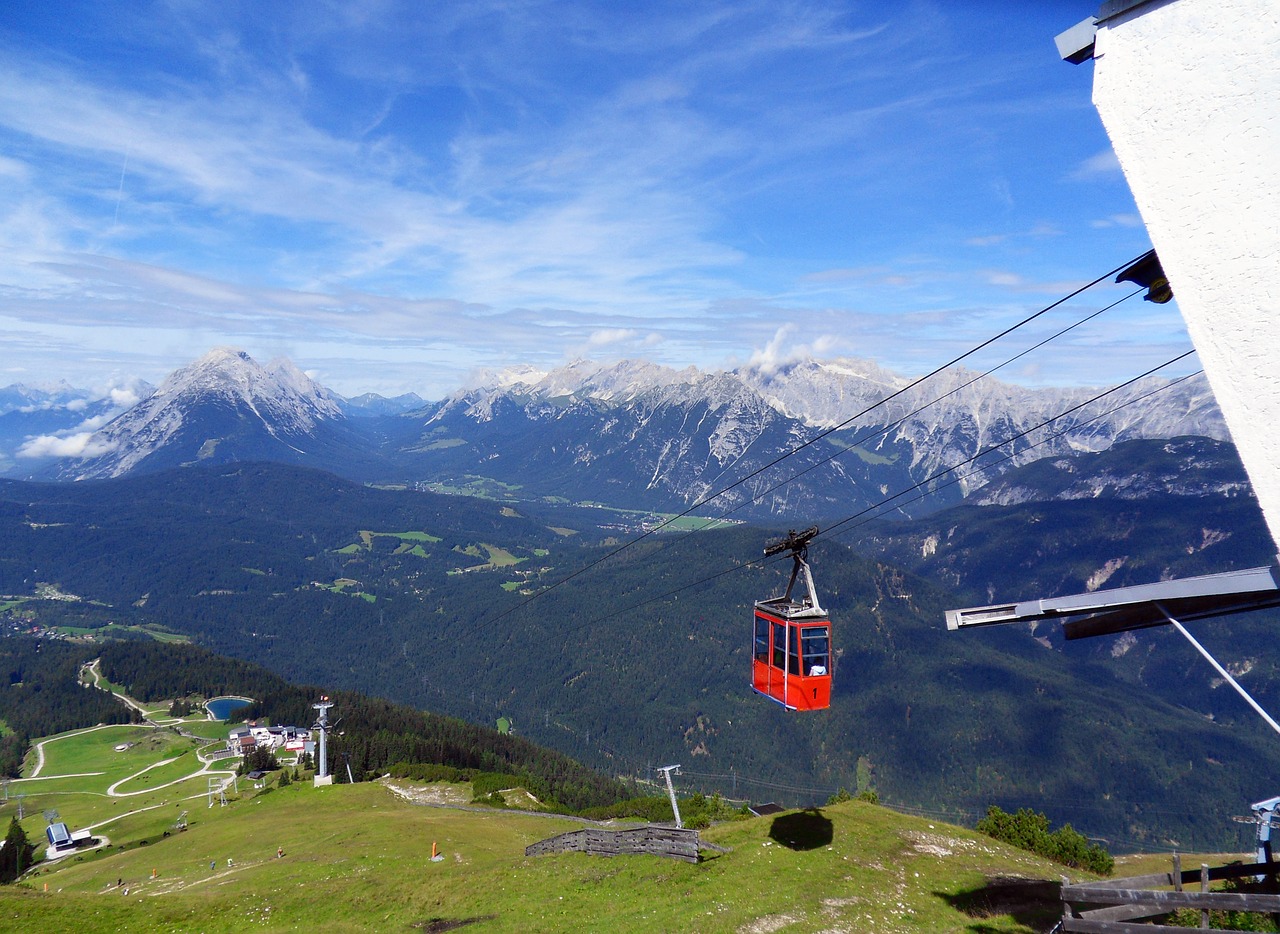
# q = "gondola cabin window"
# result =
<box><xmin>754</xmin><ymin>614</ymin><xmax>770</xmax><ymax>665</ymax></box>
<box><xmin>802</xmin><ymin>626</ymin><xmax>830</xmax><ymax>676</ymax></box>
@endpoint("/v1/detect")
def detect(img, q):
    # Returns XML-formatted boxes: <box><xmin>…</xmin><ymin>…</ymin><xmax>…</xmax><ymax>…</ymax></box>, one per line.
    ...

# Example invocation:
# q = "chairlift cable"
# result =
<box><xmin>666</xmin><ymin>287</ymin><xmax>1144</xmax><ymax>537</ymax></box>
<box><xmin>481</xmin><ymin>251</ymin><xmax>1153</xmax><ymax>625</ymax></box>
<box><xmin>576</xmin><ymin>351</ymin><xmax>1199</xmax><ymax>626</ymax></box>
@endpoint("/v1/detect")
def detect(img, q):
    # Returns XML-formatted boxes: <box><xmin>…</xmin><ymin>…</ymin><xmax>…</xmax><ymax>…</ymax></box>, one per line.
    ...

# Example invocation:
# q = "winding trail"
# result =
<box><xmin>105</xmin><ymin>756</ymin><xmax>181</xmax><ymax>797</ymax></box>
<box><xmin>85</xmin><ymin>658</ymin><xmax>152</xmax><ymax>720</ymax></box>
<box><xmin>35</xmin><ymin>659</ymin><xmax>240</xmax><ymax>798</ymax></box>
<box><xmin>85</xmin><ymin>802</ymin><xmax>169</xmax><ymax>831</ymax></box>
<box><xmin>26</xmin><ymin>723</ymin><xmax>127</xmax><ymax>779</ymax></box>
<box><xmin>105</xmin><ymin>756</ymin><xmax>236</xmax><ymax>799</ymax></box>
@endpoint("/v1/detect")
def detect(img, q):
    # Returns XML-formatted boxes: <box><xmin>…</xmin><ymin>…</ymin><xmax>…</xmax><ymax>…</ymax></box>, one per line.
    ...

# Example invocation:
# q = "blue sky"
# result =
<box><xmin>0</xmin><ymin>1</ymin><xmax>1193</xmax><ymax>398</ymax></box>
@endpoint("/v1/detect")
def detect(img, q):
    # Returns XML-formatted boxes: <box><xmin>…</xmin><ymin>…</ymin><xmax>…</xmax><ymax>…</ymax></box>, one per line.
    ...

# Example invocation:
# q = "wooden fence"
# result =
<box><xmin>525</xmin><ymin>825</ymin><xmax>703</xmax><ymax>863</ymax></box>
<box><xmin>1058</xmin><ymin>856</ymin><xmax>1280</xmax><ymax>932</ymax></box>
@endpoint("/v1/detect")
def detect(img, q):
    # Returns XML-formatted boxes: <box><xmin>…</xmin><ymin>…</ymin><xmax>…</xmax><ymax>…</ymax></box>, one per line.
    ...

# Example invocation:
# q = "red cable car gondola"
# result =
<box><xmin>752</xmin><ymin>526</ymin><xmax>832</xmax><ymax>711</ymax></box>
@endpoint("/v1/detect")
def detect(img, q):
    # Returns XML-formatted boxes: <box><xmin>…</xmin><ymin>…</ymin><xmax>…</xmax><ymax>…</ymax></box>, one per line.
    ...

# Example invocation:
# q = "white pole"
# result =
<box><xmin>658</xmin><ymin>765</ymin><xmax>683</xmax><ymax>829</ymax></box>
<box><xmin>1158</xmin><ymin>603</ymin><xmax>1280</xmax><ymax>738</ymax></box>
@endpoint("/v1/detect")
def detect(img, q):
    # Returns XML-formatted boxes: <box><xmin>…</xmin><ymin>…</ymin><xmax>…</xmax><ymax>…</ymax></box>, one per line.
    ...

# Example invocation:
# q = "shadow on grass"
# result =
<box><xmin>768</xmin><ymin>808</ymin><xmax>833</xmax><ymax>850</ymax></box>
<box><xmin>410</xmin><ymin>917</ymin><xmax>497</xmax><ymax>932</ymax></box>
<box><xmin>936</xmin><ymin>876</ymin><xmax>1060</xmax><ymax>932</ymax></box>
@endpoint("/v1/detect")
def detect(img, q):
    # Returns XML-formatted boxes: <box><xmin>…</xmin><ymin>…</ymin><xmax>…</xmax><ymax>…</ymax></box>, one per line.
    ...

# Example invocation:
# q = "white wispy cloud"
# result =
<box><xmin>0</xmin><ymin>3</ymin><xmax>1174</xmax><ymax>396</ymax></box>
<box><xmin>1091</xmin><ymin>213</ymin><xmax>1144</xmax><ymax>229</ymax></box>
<box><xmin>18</xmin><ymin>432</ymin><xmax>117</xmax><ymax>459</ymax></box>
<box><xmin>1069</xmin><ymin>148</ymin><xmax>1123</xmax><ymax>180</ymax></box>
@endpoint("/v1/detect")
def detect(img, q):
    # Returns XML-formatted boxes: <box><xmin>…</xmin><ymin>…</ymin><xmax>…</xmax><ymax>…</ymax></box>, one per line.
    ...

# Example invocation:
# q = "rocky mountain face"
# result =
<box><xmin>406</xmin><ymin>361</ymin><xmax>877</xmax><ymax>516</ymax></box>
<box><xmin>341</xmin><ymin>391</ymin><xmax>427</xmax><ymax>417</ymax></box>
<box><xmin>402</xmin><ymin>357</ymin><xmax>1229</xmax><ymax>518</ymax></box>
<box><xmin>968</xmin><ymin>436</ymin><xmax>1254</xmax><ymax>506</ymax></box>
<box><xmin>12</xmin><ymin>350</ymin><xmax>1235</xmax><ymax>521</ymax></box>
<box><xmin>845</xmin><ymin>436</ymin><xmax>1267</xmax><ymax>599</ymax></box>
<box><xmin>53</xmin><ymin>349</ymin><xmax>386</xmax><ymax>480</ymax></box>
<box><xmin>0</xmin><ymin>378</ymin><xmax>154</xmax><ymax>478</ymax></box>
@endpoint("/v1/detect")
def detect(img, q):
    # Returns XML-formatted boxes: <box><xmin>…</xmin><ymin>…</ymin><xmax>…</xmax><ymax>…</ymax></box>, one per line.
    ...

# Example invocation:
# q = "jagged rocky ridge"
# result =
<box><xmin>406</xmin><ymin>357</ymin><xmax>1228</xmax><ymax>517</ymax></box>
<box><xmin>12</xmin><ymin>350</ymin><xmax>1233</xmax><ymax>520</ymax></box>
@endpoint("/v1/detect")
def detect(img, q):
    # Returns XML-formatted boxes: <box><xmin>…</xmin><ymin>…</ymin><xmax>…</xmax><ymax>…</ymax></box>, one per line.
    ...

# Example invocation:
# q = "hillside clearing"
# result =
<box><xmin>6</xmin><ymin>769</ymin><xmax>1096</xmax><ymax>933</ymax></box>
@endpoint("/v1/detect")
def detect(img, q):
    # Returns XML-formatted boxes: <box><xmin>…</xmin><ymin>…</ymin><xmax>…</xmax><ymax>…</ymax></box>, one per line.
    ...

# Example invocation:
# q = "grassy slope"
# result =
<box><xmin>4</xmin><ymin>694</ymin><xmax>1250</xmax><ymax>933</ymax></box>
<box><xmin>6</xmin><ymin>781</ymin><xmax>1085</xmax><ymax>933</ymax></box>
<box><xmin>14</xmin><ymin>723</ymin><xmax>231</xmax><ymax>845</ymax></box>
<box><xmin>3</xmin><ymin>710</ymin><xmax>1089</xmax><ymax>932</ymax></box>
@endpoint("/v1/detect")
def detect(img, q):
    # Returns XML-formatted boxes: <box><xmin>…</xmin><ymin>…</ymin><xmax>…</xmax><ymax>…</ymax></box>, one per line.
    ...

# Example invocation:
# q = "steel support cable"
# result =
<box><xmin>817</xmin><ymin>348</ymin><xmax>1197</xmax><ymax>542</ymax></box>
<box><xmin>578</xmin><ymin>350</ymin><xmax>1198</xmax><ymax>625</ymax></box>
<box><xmin>675</xmin><ymin>768</ymin><xmax>837</xmax><ymax>796</ymax></box>
<box><xmin>534</xmin><ymin>289</ymin><xmax>1139</xmax><ymax>607</ymax></box>
<box><xmin>681</xmin><ymin>776</ymin><xmax>1195</xmax><ymax>837</ymax></box>
<box><xmin>670</xmin><ymin>773</ymin><xmax>1184</xmax><ymax>835</ymax></box>
<box><xmin>651</xmin><ymin>251</ymin><xmax>1150</xmax><ymax>526</ymax></box>
<box><xmin>676</xmin><ymin>288</ymin><xmax>1144</xmax><ymax>535</ymax></box>
<box><xmin>481</xmin><ymin>252</ymin><xmax>1153</xmax><ymax>624</ymax></box>
<box><xmin>822</xmin><ymin>368</ymin><xmax>1205</xmax><ymax>539</ymax></box>
<box><xmin>1157</xmin><ymin>603</ymin><xmax>1280</xmax><ymax>738</ymax></box>
<box><xmin>667</xmin><ymin>768</ymin><xmax>1209</xmax><ymax>835</ymax></box>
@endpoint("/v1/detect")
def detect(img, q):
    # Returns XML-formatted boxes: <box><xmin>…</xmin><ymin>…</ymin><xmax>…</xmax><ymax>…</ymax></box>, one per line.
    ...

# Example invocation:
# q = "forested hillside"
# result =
<box><xmin>845</xmin><ymin>437</ymin><xmax>1280</xmax><ymax>728</ymax></box>
<box><xmin>95</xmin><ymin>641</ymin><xmax>631</xmax><ymax>812</ymax></box>
<box><xmin>1</xmin><ymin>461</ymin><xmax>1277</xmax><ymax>850</ymax></box>
<box><xmin>0</xmin><ymin>640</ymin><xmax>137</xmax><ymax>774</ymax></box>
<box><xmin>0</xmin><ymin>635</ymin><xmax>629</xmax><ymax>813</ymax></box>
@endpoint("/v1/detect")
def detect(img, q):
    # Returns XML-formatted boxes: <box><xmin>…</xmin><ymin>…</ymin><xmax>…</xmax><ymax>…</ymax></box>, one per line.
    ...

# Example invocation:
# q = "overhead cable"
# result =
<box><xmin>818</xmin><ymin>349</ymin><xmax>1196</xmax><ymax>541</ymax></box>
<box><xmin>481</xmin><ymin>251</ymin><xmax>1154</xmax><ymax>624</ymax></box>
<box><xmin>578</xmin><ymin>350</ymin><xmax>1199</xmax><ymax>625</ymax></box>
<box><xmin>681</xmin><ymin>287</ymin><xmax>1144</xmax><ymax>533</ymax></box>
<box><xmin>823</xmin><ymin>369</ymin><xmax>1205</xmax><ymax>536</ymax></box>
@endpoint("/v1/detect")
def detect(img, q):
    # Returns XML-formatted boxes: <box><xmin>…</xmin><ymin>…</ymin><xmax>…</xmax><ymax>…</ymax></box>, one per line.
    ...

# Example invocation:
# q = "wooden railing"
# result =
<box><xmin>1060</xmin><ymin>856</ymin><xmax>1280</xmax><ymax>932</ymax></box>
<box><xmin>525</xmin><ymin>825</ymin><xmax>704</xmax><ymax>863</ymax></box>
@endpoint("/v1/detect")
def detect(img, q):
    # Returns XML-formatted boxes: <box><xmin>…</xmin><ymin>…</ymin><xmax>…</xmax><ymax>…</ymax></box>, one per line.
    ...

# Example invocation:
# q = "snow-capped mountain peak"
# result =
<box><xmin>58</xmin><ymin>348</ymin><xmax>350</xmax><ymax>479</ymax></box>
<box><xmin>411</xmin><ymin>354</ymin><xmax>1229</xmax><ymax>517</ymax></box>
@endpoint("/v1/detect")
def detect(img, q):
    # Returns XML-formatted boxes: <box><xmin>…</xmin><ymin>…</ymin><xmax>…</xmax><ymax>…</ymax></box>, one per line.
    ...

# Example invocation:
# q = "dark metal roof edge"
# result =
<box><xmin>1096</xmin><ymin>0</ymin><xmax>1176</xmax><ymax>26</ymax></box>
<box><xmin>1063</xmin><ymin>592</ymin><xmax>1280</xmax><ymax>640</ymax></box>
<box><xmin>1033</xmin><ymin>563</ymin><xmax>1280</xmax><ymax>616</ymax></box>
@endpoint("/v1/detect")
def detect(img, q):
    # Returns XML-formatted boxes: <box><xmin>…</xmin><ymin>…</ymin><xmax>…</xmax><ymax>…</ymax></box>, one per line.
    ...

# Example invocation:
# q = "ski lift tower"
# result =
<box><xmin>656</xmin><ymin>764</ymin><xmax>683</xmax><ymax>829</ymax></box>
<box><xmin>312</xmin><ymin>696</ymin><xmax>335</xmax><ymax>787</ymax></box>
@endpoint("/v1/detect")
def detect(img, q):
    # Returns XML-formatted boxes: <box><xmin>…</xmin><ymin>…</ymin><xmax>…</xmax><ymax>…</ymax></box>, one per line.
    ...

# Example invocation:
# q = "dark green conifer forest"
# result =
<box><xmin>1</xmin><ymin>455</ymin><xmax>1277</xmax><ymax>851</ymax></box>
<box><xmin>0</xmin><ymin>640</ymin><xmax>137</xmax><ymax>775</ymax></box>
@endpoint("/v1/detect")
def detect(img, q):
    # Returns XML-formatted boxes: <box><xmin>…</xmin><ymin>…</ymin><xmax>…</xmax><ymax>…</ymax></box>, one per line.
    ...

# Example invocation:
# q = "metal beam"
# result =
<box><xmin>945</xmin><ymin>562</ymin><xmax>1280</xmax><ymax>633</ymax></box>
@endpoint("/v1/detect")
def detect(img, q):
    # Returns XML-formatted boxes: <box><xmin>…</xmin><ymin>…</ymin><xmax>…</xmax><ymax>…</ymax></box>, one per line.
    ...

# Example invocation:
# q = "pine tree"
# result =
<box><xmin>0</xmin><ymin>817</ymin><xmax>34</xmax><ymax>883</ymax></box>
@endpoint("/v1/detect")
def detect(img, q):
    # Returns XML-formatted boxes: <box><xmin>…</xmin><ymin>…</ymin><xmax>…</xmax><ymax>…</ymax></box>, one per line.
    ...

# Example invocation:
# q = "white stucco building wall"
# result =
<box><xmin>1088</xmin><ymin>0</ymin><xmax>1280</xmax><ymax>552</ymax></box>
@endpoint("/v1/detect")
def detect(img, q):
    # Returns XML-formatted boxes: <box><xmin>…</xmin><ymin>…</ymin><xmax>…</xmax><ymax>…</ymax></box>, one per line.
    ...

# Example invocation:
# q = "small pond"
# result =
<box><xmin>206</xmin><ymin>696</ymin><xmax>254</xmax><ymax>720</ymax></box>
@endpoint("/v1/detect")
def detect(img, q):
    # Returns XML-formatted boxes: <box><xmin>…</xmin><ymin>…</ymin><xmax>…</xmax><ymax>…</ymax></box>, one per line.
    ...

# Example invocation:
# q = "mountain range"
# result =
<box><xmin>0</xmin><ymin>345</ymin><xmax>1274</xmax><ymax>850</ymax></box>
<box><xmin>1</xmin><ymin>348</ymin><xmax>1230</xmax><ymax>522</ymax></box>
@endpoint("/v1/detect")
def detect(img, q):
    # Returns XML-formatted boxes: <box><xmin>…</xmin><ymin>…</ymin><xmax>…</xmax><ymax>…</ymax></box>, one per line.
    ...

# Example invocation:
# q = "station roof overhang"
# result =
<box><xmin>945</xmin><ymin>561</ymin><xmax>1280</xmax><ymax>640</ymax></box>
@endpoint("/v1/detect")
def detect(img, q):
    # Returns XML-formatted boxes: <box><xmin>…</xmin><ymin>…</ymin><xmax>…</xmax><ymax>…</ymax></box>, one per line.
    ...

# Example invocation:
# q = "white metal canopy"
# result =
<box><xmin>945</xmin><ymin>561</ymin><xmax>1280</xmax><ymax>640</ymax></box>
